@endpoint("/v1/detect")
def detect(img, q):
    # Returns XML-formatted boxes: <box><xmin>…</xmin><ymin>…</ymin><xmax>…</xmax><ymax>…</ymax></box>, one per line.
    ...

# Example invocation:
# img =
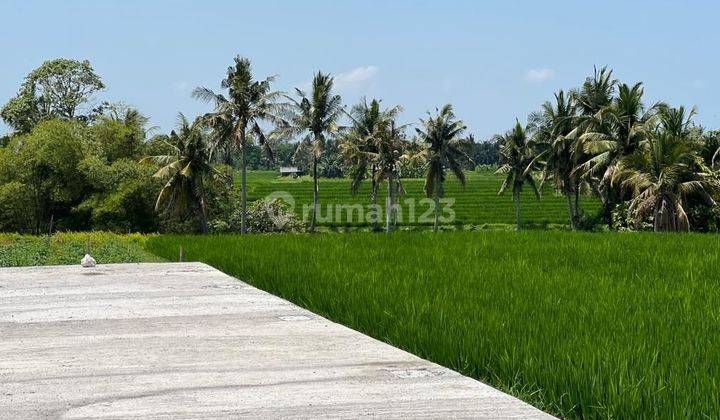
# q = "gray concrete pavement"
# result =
<box><xmin>0</xmin><ymin>263</ymin><xmax>553</xmax><ymax>419</ymax></box>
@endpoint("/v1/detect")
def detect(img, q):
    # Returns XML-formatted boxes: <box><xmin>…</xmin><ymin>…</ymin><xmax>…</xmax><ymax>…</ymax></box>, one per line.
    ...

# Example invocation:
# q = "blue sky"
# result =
<box><xmin>1</xmin><ymin>0</ymin><xmax>718</xmax><ymax>138</ymax></box>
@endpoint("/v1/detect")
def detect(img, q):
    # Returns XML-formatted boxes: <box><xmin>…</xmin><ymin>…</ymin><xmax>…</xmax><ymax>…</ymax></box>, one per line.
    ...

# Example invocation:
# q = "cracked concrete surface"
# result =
<box><xmin>0</xmin><ymin>262</ymin><xmax>553</xmax><ymax>419</ymax></box>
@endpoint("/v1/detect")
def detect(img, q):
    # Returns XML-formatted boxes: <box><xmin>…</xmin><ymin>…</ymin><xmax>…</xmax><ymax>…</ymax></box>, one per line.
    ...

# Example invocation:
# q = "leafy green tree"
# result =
<box><xmin>0</xmin><ymin>181</ymin><xmax>35</xmax><ymax>232</ymax></box>
<box><xmin>496</xmin><ymin>120</ymin><xmax>541</xmax><ymax>230</ymax></box>
<box><xmin>193</xmin><ymin>56</ymin><xmax>285</xmax><ymax>233</ymax></box>
<box><xmin>613</xmin><ymin>106</ymin><xmax>719</xmax><ymax>231</ymax></box>
<box><xmin>0</xmin><ymin>120</ymin><xmax>87</xmax><ymax>233</ymax></box>
<box><xmin>76</xmin><ymin>157</ymin><xmax>161</xmax><ymax>232</ymax></box>
<box><xmin>1</xmin><ymin>59</ymin><xmax>104</xmax><ymax>133</ymax></box>
<box><xmin>88</xmin><ymin>105</ymin><xmax>150</xmax><ymax>161</ymax></box>
<box><xmin>416</xmin><ymin>104</ymin><xmax>468</xmax><ymax>231</ymax></box>
<box><xmin>281</xmin><ymin>72</ymin><xmax>344</xmax><ymax>231</ymax></box>
<box><xmin>142</xmin><ymin>114</ymin><xmax>224</xmax><ymax>233</ymax></box>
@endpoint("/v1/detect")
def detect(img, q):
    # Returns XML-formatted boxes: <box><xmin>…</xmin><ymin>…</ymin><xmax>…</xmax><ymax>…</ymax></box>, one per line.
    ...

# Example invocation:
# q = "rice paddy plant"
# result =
<box><xmin>147</xmin><ymin>231</ymin><xmax>720</xmax><ymax>418</ymax></box>
<box><xmin>242</xmin><ymin>170</ymin><xmax>601</xmax><ymax>227</ymax></box>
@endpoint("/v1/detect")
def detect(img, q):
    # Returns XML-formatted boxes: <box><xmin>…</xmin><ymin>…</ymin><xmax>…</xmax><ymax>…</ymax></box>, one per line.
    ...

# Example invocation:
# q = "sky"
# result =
<box><xmin>1</xmin><ymin>0</ymin><xmax>719</xmax><ymax>139</ymax></box>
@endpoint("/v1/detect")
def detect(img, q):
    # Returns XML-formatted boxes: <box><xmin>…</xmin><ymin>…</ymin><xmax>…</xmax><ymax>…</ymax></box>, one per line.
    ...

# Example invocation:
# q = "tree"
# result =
<box><xmin>496</xmin><ymin>120</ymin><xmax>541</xmax><ymax>230</ymax></box>
<box><xmin>88</xmin><ymin>105</ymin><xmax>151</xmax><ymax>162</ymax></box>
<box><xmin>341</xmin><ymin>98</ymin><xmax>402</xmax><ymax>229</ymax></box>
<box><xmin>1</xmin><ymin>59</ymin><xmax>104</xmax><ymax>133</ymax></box>
<box><xmin>193</xmin><ymin>56</ymin><xmax>285</xmax><ymax>234</ymax></box>
<box><xmin>574</xmin><ymin>66</ymin><xmax>616</xmax><ymax>116</ymax></box>
<box><xmin>532</xmin><ymin>90</ymin><xmax>580</xmax><ymax>228</ymax></box>
<box><xmin>574</xmin><ymin>82</ymin><xmax>659</xmax><ymax>225</ymax></box>
<box><xmin>76</xmin><ymin>157</ymin><xmax>161</xmax><ymax>232</ymax></box>
<box><xmin>0</xmin><ymin>120</ymin><xmax>87</xmax><ymax>233</ymax></box>
<box><xmin>416</xmin><ymin>104</ymin><xmax>468</xmax><ymax>231</ymax></box>
<box><xmin>281</xmin><ymin>72</ymin><xmax>344</xmax><ymax>231</ymax></box>
<box><xmin>142</xmin><ymin>114</ymin><xmax>224</xmax><ymax>234</ymax></box>
<box><xmin>613</xmin><ymin>106</ymin><xmax>719</xmax><ymax>231</ymax></box>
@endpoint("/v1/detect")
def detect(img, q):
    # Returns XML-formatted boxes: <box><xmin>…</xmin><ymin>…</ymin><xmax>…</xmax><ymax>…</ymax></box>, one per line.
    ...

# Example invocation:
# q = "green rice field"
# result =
<box><xmin>242</xmin><ymin>170</ymin><xmax>601</xmax><ymax>228</ymax></box>
<box><xmin>147</xmin><ymin>231</ymin><xmax>720</xmax><ymax>419</ymax></box>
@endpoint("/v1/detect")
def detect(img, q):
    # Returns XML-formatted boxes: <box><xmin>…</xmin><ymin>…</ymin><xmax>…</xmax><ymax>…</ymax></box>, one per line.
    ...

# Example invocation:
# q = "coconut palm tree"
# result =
<box><xmin>532</xmin><ymin>90</ymin><xmax>580</xmax><ymax>228</ymax></box>
<box><xmin>371</xmin><ymin>119</ymin><xmax>408</xmax><ymax>232</ymax></box>
<box><xmin>416</xmin><ymin>104</ymin><xmax>468</xmax><ymax>231</ymax></box>
<box><xmin>496</xmin><ymin>120</ymin><xmax>542</xmax><ymax>230</ymax></box>
<box><xmin>574</xmin><ymin>66</ymin><xmax>617</xmax><ymax>116</ymax></box>
<box><xmin>574</xmin><ymin>82</ymin><xmax>660</xmax><ymax>224</ymax></box>
<box><xmin>280</xmin><ymin>72</ymin><xmax>343</xmax><ymax>231</ymax></box>
<box><xmin>613</xmin><ymin>106</ymin><xmax>718</xmax><ymax>231</ymax></box>
<box><xmin>142</xmin><ymin>114</ymin><xmax>224</xmax><ymax>233</ymax></box>
<box><xmin>340</xmin><ymin>98</ymin><xmax>402</xmax><ymax>229</ymax></box>
<box><xmin>192</xmin><ymin>56</ymin><xmax>285</xmax><ymax>234</ymax></box>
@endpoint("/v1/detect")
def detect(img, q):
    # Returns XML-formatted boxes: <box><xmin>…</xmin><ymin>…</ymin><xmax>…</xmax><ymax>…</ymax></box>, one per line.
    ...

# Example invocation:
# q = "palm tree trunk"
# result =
<box><xmin>370</xmin><ymin>164</ymin><xmax>378</xmax><ymax>230</ymax></box>
<box><xmin>433</xmin><ymin>194</ymin><xmax>439</xmax><ymax>231</ymax></box>
<box><xmin>196</xmin><ymin>182</ymin><xmax>209</xmax><ymax>234</ymax></box>
<box><xmin>574</xmin><ymin>189</ymin><xmax>580</xmax><ymax>222</ymax></box>
<box><xmin>566</xmin><ymin>193</ymin><xmax>576</xmax><ymax>230</ymax></box>
<box><xmin>385</xmin><ymin>177</ymin><xmax>393</xmax><ymax>233</ymax></box>
<box><xmin>393</xmin><ymin>174</ymin><xmax>400</xmax><ymax>227</ymax></box>
<box><xmin>310</xmin><ymin>155</ymin><xmax>318</xmax><ymax>232</ymax></box>
<box><xmin>514</xmin><ymin>190</ymin><xmax>521</xmax><ymax>231</ymax></box>
<box><xmin>198</xmin><ymin>196</ymin><xmax>209</xmax><ymax>234</ymax></box>
<box><xmin>240</xmin><ymin>144</ymin><xmax>247</xmax><ymax>234</ymax></box>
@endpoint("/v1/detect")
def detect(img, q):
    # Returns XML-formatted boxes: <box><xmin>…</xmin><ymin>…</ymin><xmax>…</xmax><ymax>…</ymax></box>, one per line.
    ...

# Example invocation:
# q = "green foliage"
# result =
<box><xmin>1</xmin><ymin>58</ymin><xmax>104</xmax><ymax>133</ymax></box>
<box><xmin>468</xmin><ymin>138</ymin><xmax>500</xmax><ymax>165</ymax></box>
<box><xmin>0</xmin><ymin>110</ymin><xmax>164</xmax><ymax>233</ymax></box>
<box><xmin>88</xmin><ymin>116</ymin><xmax>145</xmax><ymax>161</ymax></box>
<box><xmin>244</xmin><ymin>198</ymin><xmax>304</xmax><ymax>233</ymax></box>
<box><xmin>0</xmin><ymin>182</ymin><xmax>35</xmax><ymax>232</ymax></box>
<box><xmin>0</xmin><ymin>232</ymin><xmax>161</xmax><ymax>267</ymax></box>
<box><xmin>147</xmin><ymin>231</ymin><xmax>720</xmax><ymax>419</ymax></box>
<box><xmin>0</xmin><ymin>119</ymin><xmax>87</xmax><ymax>232</ymax></box>
<box><xmin>76</xmin><ymin>157</ymin><xmax>161</xmax><ymax>232</ymax></box>
<box><xmin>142</xmin><ymin>114</ymin><xmax>225</xmax><ymax>233</ymax></box>
<box><xmin>611</xmin><ymin>106</ymin><xmax>719</xmax><ymax>231</ymax></box>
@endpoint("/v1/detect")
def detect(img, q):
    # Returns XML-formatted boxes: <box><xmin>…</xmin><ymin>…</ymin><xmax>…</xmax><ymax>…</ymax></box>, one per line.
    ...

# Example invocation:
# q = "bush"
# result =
<box><xmin>611</xmin><ymin>202</ymin><xmax>652</xmax><ymax>231</ymax></box>
<box><xmin>212</xmin><ymin>198</ymin><xmax>304</xmax><ymax>233</ymax></box>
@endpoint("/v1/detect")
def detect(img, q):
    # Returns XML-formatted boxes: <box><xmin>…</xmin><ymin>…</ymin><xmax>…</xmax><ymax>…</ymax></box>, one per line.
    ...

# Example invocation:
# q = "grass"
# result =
<box><xmin>242</xmin><ymin>170</ymin><xmax>601</xmax><ymax>228</ymax></box>
<box><xmin>0</xmin><ymin>232</ymin><xmax>162</xmax><ymax>267</ymax></box>
<box><xmin>147</xmin><ymin>231</ymin><xmax>720</xmax><ymax>419</ymax></box>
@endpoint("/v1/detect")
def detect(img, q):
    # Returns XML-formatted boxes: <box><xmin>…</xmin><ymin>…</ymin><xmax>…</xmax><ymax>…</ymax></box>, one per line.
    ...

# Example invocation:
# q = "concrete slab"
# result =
<box><xmin>0</xmin><ymin>263</ymin><xmax>553</xmax><ymax>419</ymax></box>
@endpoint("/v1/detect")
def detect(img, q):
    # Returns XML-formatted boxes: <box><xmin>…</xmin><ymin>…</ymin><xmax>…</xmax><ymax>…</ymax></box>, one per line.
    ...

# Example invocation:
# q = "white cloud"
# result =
<box><xmin>334</xmin><ymin>65</ymin><xmax>379</xmax><ymax>90</ymax></box>
<box><xmin>293</xmin><ymin>65</ymin><xmax>379</xmax><ymax>94</ymax></box>
<box><xmin>525</xmin><ymin>68</ymin><xmax>555</xmax><ymax>83</ymax></box>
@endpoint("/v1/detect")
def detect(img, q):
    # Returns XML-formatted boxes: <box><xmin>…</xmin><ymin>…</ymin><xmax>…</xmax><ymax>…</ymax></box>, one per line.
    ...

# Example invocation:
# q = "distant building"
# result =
<box><xmin>279</xmin><ymin>166</ymin><xmax>303</xmax><ymax>177</ymax></box>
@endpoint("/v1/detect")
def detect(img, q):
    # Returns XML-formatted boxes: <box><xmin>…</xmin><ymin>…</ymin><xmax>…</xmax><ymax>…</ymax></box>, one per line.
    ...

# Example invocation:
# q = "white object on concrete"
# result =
<box><xmin>0</xmin><ymin>263</ymin><xmax>555</xmax><ymax>419</ymax></box>
<box><xmin>80</xmin><ymin>253</ymin><xmax>96</xmax><ymax>267</ymax></box>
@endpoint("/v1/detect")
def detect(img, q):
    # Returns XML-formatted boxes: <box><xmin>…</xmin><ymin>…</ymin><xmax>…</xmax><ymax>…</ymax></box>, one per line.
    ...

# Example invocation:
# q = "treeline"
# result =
<box><xmin>499</xmin><ymin>67</ymin><xmax>720</xmax><ymax>231</ymax></box>
<box><xmin>1</xmin><ymin>58</ymin><xmax>718</xmax><ymax>234</ymax></box>
<box><xmin>0</xmin><ymin>57</ymin><xmax>493</xmax><ymax>234</ymax></box>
